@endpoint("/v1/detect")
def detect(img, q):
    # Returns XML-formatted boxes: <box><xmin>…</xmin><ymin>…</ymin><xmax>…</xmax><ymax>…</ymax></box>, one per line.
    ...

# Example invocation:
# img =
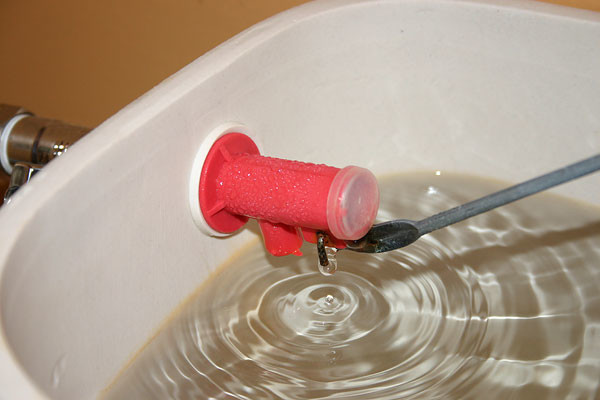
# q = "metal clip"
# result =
<box><xmin>4</xmin><ymin>163</ymin><xmax>41</xmax><ymax>203</ymax></box>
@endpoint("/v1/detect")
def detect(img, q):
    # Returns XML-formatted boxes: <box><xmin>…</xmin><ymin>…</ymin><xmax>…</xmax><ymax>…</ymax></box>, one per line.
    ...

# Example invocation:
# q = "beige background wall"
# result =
<box><xmin>0</xmin><ymin>0</ymin><xmax>598</xmax><ymax>194</ymax></box>
<box><xmin>1</xmin><ymin>0</ymin><xmax>598</xmax><ymax>127</ymax></box>
<box><xmin>0</xmin><ymin>0</ymin><xmax>308</xmax><ymax>127</ymax></box>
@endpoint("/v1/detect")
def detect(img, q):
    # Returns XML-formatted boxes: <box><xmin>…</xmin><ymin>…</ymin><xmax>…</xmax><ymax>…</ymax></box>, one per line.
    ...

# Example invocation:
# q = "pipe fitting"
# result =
<box><xmin>0</xmin><ymin>104</ymin><xmax>90</xmax><ymax>175</ymax></box>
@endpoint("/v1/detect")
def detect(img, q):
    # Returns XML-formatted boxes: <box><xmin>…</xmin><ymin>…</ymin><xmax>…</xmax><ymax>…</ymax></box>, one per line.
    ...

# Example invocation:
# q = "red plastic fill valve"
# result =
<box><xmin>199</xmin><ymin>133</ymin><xmax>379</xmax><ymax>256</ymax></box>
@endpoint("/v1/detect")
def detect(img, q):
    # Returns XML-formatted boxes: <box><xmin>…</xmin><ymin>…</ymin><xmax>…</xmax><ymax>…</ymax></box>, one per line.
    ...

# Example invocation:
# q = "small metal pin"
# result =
<box><xmin>316</xmin><ymin>232</ymin><xmax>329</xmax><ymax>267</ymax></box>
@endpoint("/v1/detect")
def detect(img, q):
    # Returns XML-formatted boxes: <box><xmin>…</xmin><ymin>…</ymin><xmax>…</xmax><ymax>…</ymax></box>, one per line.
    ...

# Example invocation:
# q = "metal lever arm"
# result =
<box><xmin>346</xmin><ymin>154</ymin><xmax>600</xmax><ymax>253</ymax></box>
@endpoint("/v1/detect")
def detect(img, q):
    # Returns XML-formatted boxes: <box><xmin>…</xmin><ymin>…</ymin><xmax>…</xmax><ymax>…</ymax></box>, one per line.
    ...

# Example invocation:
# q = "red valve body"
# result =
<box><xmin>217</xmin><ymin>154</ymin><xmax>339</xmax><ymax>230</ymax></box>
<box><xmin>199</xmin><ymin>133</ymin><xmax>377</xmax><ymax>256</ymax></box>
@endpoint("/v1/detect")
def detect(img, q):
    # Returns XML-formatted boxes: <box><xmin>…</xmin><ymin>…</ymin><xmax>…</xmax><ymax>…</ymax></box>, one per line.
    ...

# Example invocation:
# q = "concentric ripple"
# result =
<box><xmin>104</xmin><ymin>172</ymin><xmax>600</xmax><ymax>400</ymax></box>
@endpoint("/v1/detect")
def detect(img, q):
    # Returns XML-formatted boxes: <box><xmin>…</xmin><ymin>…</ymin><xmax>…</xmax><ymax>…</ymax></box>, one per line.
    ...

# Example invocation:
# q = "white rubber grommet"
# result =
<box><xmin>1</xmin><ymin>113</ymin><xmax>30</xmax><ymax>175</ymax></box>
<box><xmin>188</xmin><ymin>123</ymin><xmax>262</xmax><ymax>237</ymax></box>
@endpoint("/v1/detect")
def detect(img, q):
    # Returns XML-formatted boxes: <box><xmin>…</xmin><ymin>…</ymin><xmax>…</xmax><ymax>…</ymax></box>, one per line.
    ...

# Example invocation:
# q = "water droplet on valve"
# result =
<box><xmin>318</xmin><ymin>247</ymin><xmax>338</xmax><ymax>276</ymax></box>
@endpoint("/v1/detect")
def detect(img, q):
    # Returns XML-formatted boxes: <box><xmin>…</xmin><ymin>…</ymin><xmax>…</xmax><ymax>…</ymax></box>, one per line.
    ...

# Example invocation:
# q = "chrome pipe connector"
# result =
<box><xmin>0</xmin><ymin>104</ymin><xmax>91</xmax><ymax>201</ymax></box>
<box><xmin>0</xmin><ymin>104</ymin><xmax>90</xmax><ymax>174</ymax></box>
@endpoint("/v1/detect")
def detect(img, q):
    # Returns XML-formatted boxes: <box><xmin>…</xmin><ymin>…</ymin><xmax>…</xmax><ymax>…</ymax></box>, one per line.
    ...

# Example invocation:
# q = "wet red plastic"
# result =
<box><xmin>216</xmin><ymin>154</ymin><xmax>340</xmax><ymax>229</ymax></box>
<box><xmin>259</xmin><ymin>221</ymin><xmax>304</xmax><ymax>257</ymax></box>
<box><xmin>199</xmin><ymin>133</ymin><xmax>260</xmax><ymax>233</ymax></box>
<box><xmin>199</xmin><ymin>132</ymin><xmax>372</xmax><ymax>257</ymax></box>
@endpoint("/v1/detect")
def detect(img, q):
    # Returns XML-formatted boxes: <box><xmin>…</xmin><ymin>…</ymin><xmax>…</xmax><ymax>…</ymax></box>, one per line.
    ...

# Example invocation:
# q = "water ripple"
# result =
<box><xmin>104</xmin><ymin>172</ymin><xmax>600</xmax><ymax>399</ymax></box>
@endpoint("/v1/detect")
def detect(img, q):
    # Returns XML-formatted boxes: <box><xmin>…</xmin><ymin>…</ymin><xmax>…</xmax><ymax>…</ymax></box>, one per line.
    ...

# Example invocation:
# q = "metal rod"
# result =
<box><xmin>415</xmin><ymin>154</ymin><xmax>600</xmax><ymax>235</ymax></box>
<box><xmin>346</xmin><ymin>154</ymin><xmax>600</xmax><ymax>254</ymax></box>
<box><xmin>317</xmin><ymin>232</ymin><xmax>330</xmax><ymax>267</ymax></box>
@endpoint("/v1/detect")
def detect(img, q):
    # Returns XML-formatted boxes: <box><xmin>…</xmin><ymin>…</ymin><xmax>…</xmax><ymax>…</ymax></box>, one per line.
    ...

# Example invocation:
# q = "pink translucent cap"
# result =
<box><xmin>326</xmin><ymin>166</ymin><xmax>380</xmax><ymax>240</ymax></box>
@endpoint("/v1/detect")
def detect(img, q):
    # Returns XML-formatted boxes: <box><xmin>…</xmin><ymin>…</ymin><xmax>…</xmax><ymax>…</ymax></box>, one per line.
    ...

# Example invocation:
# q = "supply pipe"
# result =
<box><xmin>0</xmin><ymin>104</ymin><xmax>90</xmax><ymax>201</ymax></box>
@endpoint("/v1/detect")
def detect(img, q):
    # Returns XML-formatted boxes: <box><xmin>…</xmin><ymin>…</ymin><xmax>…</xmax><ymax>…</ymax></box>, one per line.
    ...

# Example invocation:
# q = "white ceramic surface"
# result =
<box><xmin>0</xmin><ymin>0</ymin><xmax>599</xmax><ymax>398</ymax></box>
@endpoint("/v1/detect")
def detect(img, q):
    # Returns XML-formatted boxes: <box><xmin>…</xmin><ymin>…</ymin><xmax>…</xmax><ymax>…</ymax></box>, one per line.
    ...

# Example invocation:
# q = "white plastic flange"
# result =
<box><xmin>188</xmin><ymin>123</ymin><xmax>262</xmax><ymax>237</ymax></box>
<box><xmin>1</xmin><ymin>113</ymin><xmax>30</xmax><ymax>175</ymax></box>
